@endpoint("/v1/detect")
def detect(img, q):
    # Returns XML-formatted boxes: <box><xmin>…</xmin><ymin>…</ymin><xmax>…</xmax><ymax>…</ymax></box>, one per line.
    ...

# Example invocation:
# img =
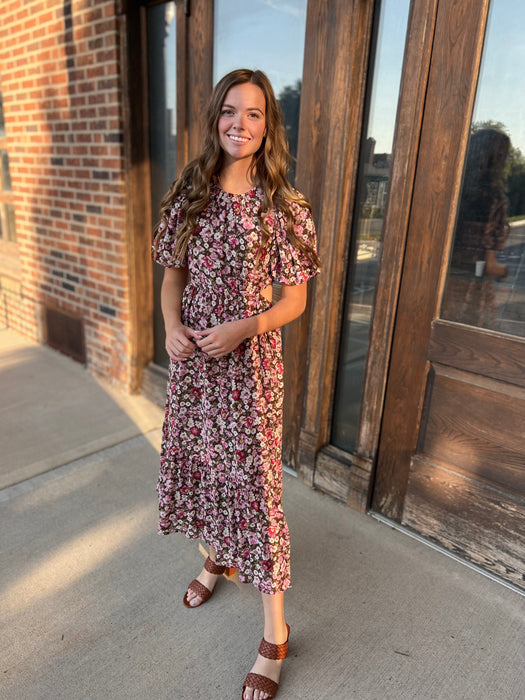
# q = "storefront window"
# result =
<box><xmin>331</xmin><ymin>0</ymin><xmax>410</xmax><ymax>452</ymax></box>
<box><xmin>213</xmin><ymin>0</ymin><xmax>307</xmax><ymax>180</ymax></box>
<box><xmin>441</xmin><ymin>0</ymin><xmax>525</xmax><ymax>336</ymax></box>
<box><xmin>0</xmin><ymin>91</ymin><xmax>16</xmax><ymax>242</ymax></box>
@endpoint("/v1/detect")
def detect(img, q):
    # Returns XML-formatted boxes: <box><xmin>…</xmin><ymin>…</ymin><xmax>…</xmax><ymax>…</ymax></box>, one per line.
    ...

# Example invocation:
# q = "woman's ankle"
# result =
<box><xmin>263</xmin><ymin>620</ymin><xmax>288</xmax><ymax>644</ymax></box>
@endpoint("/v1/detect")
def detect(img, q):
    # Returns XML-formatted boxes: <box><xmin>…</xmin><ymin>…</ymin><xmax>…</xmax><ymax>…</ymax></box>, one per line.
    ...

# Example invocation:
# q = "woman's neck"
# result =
<box><xmin>218</xmin><ymin>160</ymin><xmax>257</xmax><ymax>194</ymax></box>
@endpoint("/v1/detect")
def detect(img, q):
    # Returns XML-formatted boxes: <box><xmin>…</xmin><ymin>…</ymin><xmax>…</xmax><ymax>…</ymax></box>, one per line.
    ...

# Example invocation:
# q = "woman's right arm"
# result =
<box><xmin>161</xmin><ymin>267</ymin><xmax>196</xmax><ymax>361</ymax></box>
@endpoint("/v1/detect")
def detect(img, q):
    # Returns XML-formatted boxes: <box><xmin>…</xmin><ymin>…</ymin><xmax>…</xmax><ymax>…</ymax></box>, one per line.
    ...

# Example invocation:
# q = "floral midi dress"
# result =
<box><xmin>152</xmin><ymin>184</ymin><xmax>319</xmax><ymax>594</ymax></box>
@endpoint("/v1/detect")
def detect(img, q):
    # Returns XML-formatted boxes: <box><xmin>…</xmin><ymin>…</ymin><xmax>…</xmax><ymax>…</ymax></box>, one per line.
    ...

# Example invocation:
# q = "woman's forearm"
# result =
<box><xmin>161</xmin><ymin>268</ymin><xmax>188</xmax><ymax>333</ymax></box>
<box><xmin>239</xmin><ymin>282</ymin><xmax>307</xmax><ymax>338</ymax></box>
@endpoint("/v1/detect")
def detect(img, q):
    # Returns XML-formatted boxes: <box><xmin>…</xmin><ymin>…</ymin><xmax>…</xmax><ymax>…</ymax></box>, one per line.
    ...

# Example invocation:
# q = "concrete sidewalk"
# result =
<box><xmin>0</xmin><ymin>327</ymin><xmax>523</xmax><ymax>700</ymax></box>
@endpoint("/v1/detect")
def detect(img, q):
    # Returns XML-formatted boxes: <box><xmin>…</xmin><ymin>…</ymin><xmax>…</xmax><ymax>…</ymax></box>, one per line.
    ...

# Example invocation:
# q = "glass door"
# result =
<box><xmin>373</xmin><ymin>0</ymin><xmax>525</xmax><ymax>591</ymax></box>
<box><xmin>331</xmin><ymin>0</ymin><xmax>410</xmax><ymax>451</ymax></box>
<box><xmin>146</xmin><ymin>1</ymin><xmax>177</xmax><ymax>367</ymax></box>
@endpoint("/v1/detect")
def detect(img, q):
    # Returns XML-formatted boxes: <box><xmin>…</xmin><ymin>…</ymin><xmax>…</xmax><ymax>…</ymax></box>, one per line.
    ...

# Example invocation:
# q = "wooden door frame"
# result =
<box><xmin>292</xmin><ymin>0</ymin><xmax>378</xmax><ymax>483</ymax></box>
<box><xmin>119</xmin><ymin>0</ymin><xmax>153</xmax><ymax>392</ymax></box>
<box><xmin>121</xmin><ymin>0</ymin><xmax>212</xmax><ymax>393</ymax></box>
<box><xmin>372</xmin><ymin>0</ymin><xmax>492</xmax><ymax>521</ymax></box>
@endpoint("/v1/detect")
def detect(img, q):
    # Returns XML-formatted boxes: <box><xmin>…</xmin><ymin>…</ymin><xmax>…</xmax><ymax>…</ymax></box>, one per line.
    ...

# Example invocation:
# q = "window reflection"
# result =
<box><xmin>213</xmin><ymin>0</ymin><xmax>307</xmax><ymax>179</ymax></box>
<box><xmin>441</xmin><ymin>0</ymin><xmax>525</xmax><ymax>336</ymax></box>
<box><xmin>331</xmin><ymin>0</ymin><xmax>410</xmax><ymax>452</ymax></box>
<box><xmin>441</xmin><ymin>127</ymin><xmax>515</xmax><ymax>329</ymax></box>
<box><xmin>146</xmin><ymin>2</ymin><xmax>176</xmax><ymax>366</ymax></box>
<box><xmin>1</xmin><ymin>150</ymin><xmax>12</xmax><ymax>190</ymax></box>
<box><xmin>0</xmin><ymin>87</ymin><xmax>16</xmax><ymax>242</ymax></box>
<box><xmin>0</xmin><ymin>93</ymin><xmax>5</xmax><ymax>138</ymax></box>
<box><xmin>147</xmin><ymin>2</ymin><xmax>176</xmax><ymax>202</ymax></box>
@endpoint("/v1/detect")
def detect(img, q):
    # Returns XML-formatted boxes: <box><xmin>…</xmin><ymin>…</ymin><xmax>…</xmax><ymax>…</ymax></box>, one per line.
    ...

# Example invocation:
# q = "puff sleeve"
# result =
<box><xmin>151</xmin><ymin>196</ymin><xmax>187</xmax><ymax>268</ymax></box>
<box><xmin>270</xmin><ymin>200</ymin><xmax>320</xmax><ymax>285</ymax></box>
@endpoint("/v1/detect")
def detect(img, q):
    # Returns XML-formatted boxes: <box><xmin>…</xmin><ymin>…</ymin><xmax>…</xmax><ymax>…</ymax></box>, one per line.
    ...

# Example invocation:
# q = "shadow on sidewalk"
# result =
<box><xmin>0</xmin><ymin>328</ymin><xmax>163</xmax><ymax>489</ymax></box>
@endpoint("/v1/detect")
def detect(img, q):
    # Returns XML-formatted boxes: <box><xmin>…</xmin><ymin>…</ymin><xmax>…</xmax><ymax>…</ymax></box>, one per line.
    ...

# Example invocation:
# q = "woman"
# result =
<box><xmin>442</xmin><ymin>127</ymin><xmax>510</xmax><ymax>328</ymax></box>
<box><xmin>152</xmin><ymin>68</ymin><xmax>320</xmax><ymax>700</ymax></box>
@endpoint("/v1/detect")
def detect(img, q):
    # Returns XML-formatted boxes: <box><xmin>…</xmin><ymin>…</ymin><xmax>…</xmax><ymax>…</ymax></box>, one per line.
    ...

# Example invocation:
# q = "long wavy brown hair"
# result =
<box><xmin>153</xmin><ymin>68</ymin><xmax>320</xmax><ymax>268</ymax></box>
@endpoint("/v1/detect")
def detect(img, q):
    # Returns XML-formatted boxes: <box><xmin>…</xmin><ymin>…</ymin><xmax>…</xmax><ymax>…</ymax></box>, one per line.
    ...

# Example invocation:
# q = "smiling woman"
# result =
<box><xmin>152</xmin><ymin>69</ymin><xmax>319</xmax><ymax>700</ymax></box>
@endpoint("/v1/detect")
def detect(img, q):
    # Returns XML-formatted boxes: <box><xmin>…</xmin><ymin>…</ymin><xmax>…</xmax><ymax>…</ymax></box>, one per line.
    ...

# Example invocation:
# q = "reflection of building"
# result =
<box><xmin>1</xmin><ymin>0</ymin><xmax>524</xmax><ymax>594</ymax></box>
<box><xmin>166</xmin><ymin>109</ymin><xmax>176</xmax><ymax>172</ymax></box>
<box><xmin>361</xmin><ymin>139</ymin><xmax>390</xmax><ymax>216</ymax></box>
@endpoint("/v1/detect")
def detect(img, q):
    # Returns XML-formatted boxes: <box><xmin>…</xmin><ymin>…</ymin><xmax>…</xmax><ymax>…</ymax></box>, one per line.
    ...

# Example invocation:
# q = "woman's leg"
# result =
<box><xmin>243</xmin><ymin>591</ymin><xmax>288</xmax><ymax>700</ymax></box>
<box><xmin>185</xmin><ymin>545</ymin><xmax>221</xmax><ymax>606</ymax></box>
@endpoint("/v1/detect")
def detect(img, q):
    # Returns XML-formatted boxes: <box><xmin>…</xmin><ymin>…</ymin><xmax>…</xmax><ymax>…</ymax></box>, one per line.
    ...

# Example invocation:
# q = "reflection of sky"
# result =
<box><xmin>171</xmin><ymin>0</ymin><xmax>524</xmax><ymax>155</ymax></box>
<box><xmin>165</xmin><ymin>3</ymin><xmax>176</xmax><ymax>120</ymax></box>
<box><xmin>368</xmin><ymin>0</ymin><xmax>525</xmax><ymax>155</ymax></box>
<box><xmin>213</xmin><ymin>0</ymin><xmax>307</xmax><ymax>98</ymax></box>
<box><xmin>472</xmin><ymin>0</ymin><xmax>525</xmax><ymax>153</ymax></box>
<box><xmin>366</xmin><ymin>0</ymin><xmax>410</xmax><ymax>154</ymax></box>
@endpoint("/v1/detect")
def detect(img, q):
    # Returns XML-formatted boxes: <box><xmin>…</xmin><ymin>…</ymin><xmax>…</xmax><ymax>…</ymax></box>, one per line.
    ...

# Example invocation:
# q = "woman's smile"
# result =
<box><xmin>228</xmin><ymin>133</ymin><xmax>251</xmax><ymax>143</ymax></box>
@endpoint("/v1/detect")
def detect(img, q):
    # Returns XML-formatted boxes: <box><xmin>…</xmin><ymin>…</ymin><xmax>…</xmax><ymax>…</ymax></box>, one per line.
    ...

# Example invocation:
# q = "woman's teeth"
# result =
<box><xmin>229</xmin><ymin>135</ymin><xmax>249</xmax><ymax>143</ymax></box>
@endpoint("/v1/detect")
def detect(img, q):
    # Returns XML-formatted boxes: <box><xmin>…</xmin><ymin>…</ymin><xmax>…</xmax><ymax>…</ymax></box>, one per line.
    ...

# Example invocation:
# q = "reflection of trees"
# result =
<box><xmin>472</xmin><ymin>121</ymin><xmax>525</xmax><ymax>218</ymax></box>
<box><xmin>278</xmin><ymin>80</ymin><xmax>301</xmax><ymax>181</ymax></box>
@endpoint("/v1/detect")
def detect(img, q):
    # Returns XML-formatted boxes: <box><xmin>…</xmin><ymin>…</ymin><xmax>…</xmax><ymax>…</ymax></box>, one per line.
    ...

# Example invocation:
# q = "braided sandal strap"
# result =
<box><xmin>243</xmin><ymin>673</ymin><xmax>278</xmax><ymax>698</ymax></box>
<box><xmin>186</xmin><ymin>579</ymin><xmax>212</xmax><ymax>603</ymax></box>
<box><xmin>258</xmin><ymin>624</ymin><xmax>290</xmax><ymax>660</ymax></box>
<box><xmin>204</xmin><ymin>556</ymin><xmax>226</xmax><ymax>575</ymax></box>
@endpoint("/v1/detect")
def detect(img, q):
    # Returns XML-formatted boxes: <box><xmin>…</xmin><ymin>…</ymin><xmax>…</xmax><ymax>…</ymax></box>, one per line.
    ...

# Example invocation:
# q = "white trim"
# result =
<box><xmin>283</xmin><ymin>464</ymin><xmax>298</xmax><ymax>477</ymax></box>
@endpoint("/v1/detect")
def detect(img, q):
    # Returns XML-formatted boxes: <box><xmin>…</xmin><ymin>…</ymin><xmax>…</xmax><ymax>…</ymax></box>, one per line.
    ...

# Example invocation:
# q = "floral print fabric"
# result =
<box><xmin>152</xmin><ymin>185</ymin><xmax>319</xmax><ymax>593</ymax></box>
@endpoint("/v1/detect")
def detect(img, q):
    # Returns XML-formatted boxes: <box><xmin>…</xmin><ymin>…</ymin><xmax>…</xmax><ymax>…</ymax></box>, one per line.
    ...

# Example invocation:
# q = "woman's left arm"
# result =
<box><xmin>195</xmin><ymin>282</ymin><xmax>307</xmax><ymax>358</ymax></box>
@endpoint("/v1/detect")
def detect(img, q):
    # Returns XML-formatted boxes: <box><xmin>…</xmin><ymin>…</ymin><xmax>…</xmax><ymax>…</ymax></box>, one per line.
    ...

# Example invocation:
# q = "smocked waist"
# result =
<box><xmin>185</xmin><ymin>279</ymin><xmax>270</xmax><ymax>298</ymax></box>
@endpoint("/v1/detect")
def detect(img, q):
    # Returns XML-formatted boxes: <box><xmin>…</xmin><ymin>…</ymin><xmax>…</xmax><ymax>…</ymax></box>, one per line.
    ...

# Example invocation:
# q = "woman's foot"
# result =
<box><xmin>243</xmin><ymin>655</ymin><xmax>283</xmax><ymax>700</ymax></box>
<box><xmin>183</xmin><ymin>555</ymin><xmax>225</xmax><ymax>608</ymax></box>
<box><xmin>185</xmin><ymin>568</ymin><xmax>220</xmax><ymax>606</ymax></box>
<box><xmin>242</xmin><ymin>624</ymin><xmax>290</xmax><ymax>700</ymax></box>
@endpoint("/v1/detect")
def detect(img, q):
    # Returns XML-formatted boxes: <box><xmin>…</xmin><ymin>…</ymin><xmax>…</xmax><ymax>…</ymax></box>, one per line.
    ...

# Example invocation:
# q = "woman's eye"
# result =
<box><xmin>248</xmin><ymin>112</ymin><xmax>261</xmax><ymax>119</ymax></box>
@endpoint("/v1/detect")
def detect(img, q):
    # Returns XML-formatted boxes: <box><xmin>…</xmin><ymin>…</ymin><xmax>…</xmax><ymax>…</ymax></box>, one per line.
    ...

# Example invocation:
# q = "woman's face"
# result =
<box><xmin>217</xmin><ymin>83</ymin><xmax>267</xmax><ymax>167</ymax></box>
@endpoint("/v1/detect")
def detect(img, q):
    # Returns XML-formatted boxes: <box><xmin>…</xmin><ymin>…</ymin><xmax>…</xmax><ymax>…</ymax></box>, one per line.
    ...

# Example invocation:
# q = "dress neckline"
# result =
<box><xmin>212</xmin><ymin>179</ymin><xmax>260</xmax><ymax>198</ymax></box>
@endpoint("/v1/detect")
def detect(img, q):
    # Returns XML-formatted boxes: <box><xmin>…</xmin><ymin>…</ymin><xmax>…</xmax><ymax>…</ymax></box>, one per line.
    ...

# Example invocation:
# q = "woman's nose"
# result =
<box><xmin>232</xmin><ymin>114</ymin><xmax>246</xmax><ymax>130</ymax></box>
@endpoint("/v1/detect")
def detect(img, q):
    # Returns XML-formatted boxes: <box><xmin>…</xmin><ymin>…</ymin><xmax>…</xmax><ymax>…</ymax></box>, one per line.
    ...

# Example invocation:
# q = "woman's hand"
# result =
<box><xmin>194</xmin><ymin>282</ymin><xmax>308</xmax><ymax>358</ymax></box>
<box><xmin>195</xmin><ymin>319</ymin><xmax>251</xmax><ymax>358</ymax></box>
<box><xmin>165</xmin><ymin>324</ymin><xmax>197</xmax><ymax>362</ymax></box>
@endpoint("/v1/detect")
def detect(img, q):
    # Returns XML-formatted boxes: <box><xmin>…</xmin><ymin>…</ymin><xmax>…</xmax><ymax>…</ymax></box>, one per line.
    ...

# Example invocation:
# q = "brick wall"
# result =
<box><xmin>0</xmin><ymin>0</ymin><xmax>132</xmax><ymax>387</ymax></box>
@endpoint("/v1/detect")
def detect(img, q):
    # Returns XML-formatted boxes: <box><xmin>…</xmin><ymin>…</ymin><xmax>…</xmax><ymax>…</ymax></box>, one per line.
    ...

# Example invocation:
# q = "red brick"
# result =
<box><xmin>1</xmin><ymin>0</ymin><xmax>130</xmax><ymax>388</ymax></box>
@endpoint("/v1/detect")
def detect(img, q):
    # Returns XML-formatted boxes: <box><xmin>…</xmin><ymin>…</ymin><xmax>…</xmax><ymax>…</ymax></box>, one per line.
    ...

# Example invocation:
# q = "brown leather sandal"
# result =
<box><xmin>182</xmin><ymin>556</ymin><xmax>226</xmax><ymax>608</ymax></box>
<box><xmin>242</xmin><ymin>624</ymin><xmax>290</xmax><ymax>699</ymax></box>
